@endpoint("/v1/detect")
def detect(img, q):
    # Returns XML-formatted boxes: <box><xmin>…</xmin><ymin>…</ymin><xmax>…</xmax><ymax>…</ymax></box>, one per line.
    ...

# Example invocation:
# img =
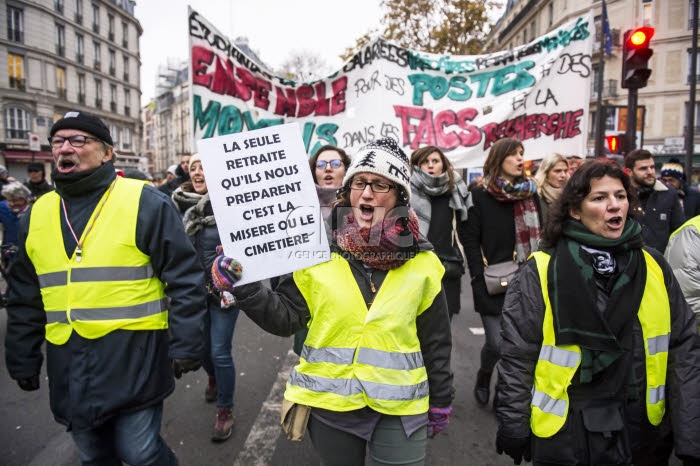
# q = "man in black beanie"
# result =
<box><xmin>5</xmin><ymin>110</ymin><xmax>207</xmax><ymax>466</ymax></box>
<box><xmin>24</xmin><ymin>162</ymin><xmax>54</xmax><ymax>200</ymax></box>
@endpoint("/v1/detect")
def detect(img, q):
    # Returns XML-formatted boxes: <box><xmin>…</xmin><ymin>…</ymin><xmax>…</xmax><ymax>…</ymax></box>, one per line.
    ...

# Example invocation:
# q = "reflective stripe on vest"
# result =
<box><xmin>530</xmin><ymin>250</ymin><xmax>670</xmax><ymax>438</ymax></box>
<box><xmin>26</xmin><ymin>177</ymin><xmax>168</xmax><ymax>344</ymax></box>
<box><xmin>288</xmin><ymin>251</ymin><xmax>444</xmax><ymax>415</ymax></box>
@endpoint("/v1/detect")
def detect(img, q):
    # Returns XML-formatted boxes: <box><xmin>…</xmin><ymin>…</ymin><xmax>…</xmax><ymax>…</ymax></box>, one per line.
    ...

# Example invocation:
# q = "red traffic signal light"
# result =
<box><xmin>628</xmin><ymin>27</ymin><xmax>654</xmax><ymax>47</ymax></box>
<box><xmin>621</xmin><ymin>27</ymin><xmax>654</xmax><ymax>89</ymax></box>
<box><xmin>605</xmin><ymin>134</ymin><xmax>626</xmax><ymax>154</ymax></box>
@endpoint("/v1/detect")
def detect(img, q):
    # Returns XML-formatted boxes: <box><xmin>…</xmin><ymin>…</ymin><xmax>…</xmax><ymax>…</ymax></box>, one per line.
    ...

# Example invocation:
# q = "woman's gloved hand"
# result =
<box><xmin>496</xmin><ymin>430</ymin><xmax>532</xmax><ymax>464</ymax></box>
<box><xmin>427</xmin><ymin>405</ymin><xmax>452</xmax><ymax>437</ymax></box>
<box><xmin>211</xmin><ymin>246</ymin><xmax>243</xmax><ymax>292</ymax></box>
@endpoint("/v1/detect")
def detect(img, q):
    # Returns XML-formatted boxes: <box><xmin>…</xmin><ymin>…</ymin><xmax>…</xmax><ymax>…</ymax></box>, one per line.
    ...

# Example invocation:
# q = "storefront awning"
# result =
<box><xmin>2</xmin><ymin>150</ymin><xmax>53</xmax><ymax>161</ymax></box>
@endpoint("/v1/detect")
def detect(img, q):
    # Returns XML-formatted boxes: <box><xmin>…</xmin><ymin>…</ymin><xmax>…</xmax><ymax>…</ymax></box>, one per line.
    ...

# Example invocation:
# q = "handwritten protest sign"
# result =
<box><xmin>188</xmin><ymin>7</ymin><xmax>594</xmax><ymax>168</ymax></box>
<box><xmin>197</xmin><ymin>123</ymin><xmax>330</xmax><ymax>286</ymax></box>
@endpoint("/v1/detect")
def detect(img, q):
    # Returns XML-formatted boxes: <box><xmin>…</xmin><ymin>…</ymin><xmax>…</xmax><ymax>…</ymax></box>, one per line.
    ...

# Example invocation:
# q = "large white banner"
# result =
<box><xmin>189</xmin><ymin>7</ymin><xmax>593</xmax><ymax>168</ymax></box>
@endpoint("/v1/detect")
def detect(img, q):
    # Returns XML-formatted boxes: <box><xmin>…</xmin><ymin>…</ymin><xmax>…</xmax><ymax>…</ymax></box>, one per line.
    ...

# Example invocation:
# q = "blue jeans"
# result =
<box><xmin>71</xmin><ymin>403</ymin><xmax>176</xmax><ymax>466</ymax></box>
<box><xmin>201</xmin><ymin>295</ymin><xmax>240</xmax><ymax>407</ymax></box>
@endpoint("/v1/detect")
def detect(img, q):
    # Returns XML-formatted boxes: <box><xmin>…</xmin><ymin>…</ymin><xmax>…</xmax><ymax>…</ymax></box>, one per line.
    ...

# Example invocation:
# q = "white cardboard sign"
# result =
<box><xmin>197</xmin><ymin>122</ymin><xmax>331</xmax><ymax>286</ymax></box>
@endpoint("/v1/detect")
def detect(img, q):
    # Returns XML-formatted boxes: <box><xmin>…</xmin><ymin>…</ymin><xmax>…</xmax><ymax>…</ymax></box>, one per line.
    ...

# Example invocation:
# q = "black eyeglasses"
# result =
<box><xmin>316</xmin><ymin>159</ymin><xmax>343</xmax><ymax>169</ymax></box>
<box><xmin>49</xmin><ymin>135</ymin><xmax>101</xmax><ymax>148</ymax></box>
<box><xmin>349</xmin><ymin>179</ymin><xmax>395</xmax><ymax>193</ymax></box>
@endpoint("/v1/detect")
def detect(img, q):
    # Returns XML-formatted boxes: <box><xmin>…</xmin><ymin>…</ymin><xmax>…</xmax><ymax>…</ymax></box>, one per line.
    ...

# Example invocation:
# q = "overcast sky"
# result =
<box><xmin>134</xmin><ymin>1</ymin><xmax>383</xmax><ymax>105</ymax></box>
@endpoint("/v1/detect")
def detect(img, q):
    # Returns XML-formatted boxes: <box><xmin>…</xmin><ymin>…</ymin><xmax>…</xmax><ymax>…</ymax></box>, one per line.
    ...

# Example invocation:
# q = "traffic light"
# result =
<box><xmin>606</xmin><ymin>133</ymin><xmax>626</xmax><ymax>154</ymax></box>
<box><xmin>621</xmin><ymin>27</ymin><xmax>654</xmax><ymax>89</ymax></box>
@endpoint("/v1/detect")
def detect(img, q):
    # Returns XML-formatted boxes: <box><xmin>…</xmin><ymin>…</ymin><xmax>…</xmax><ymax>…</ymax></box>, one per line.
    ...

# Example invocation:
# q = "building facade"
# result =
<box><xmin>0</xmin><ymin>0</ymin><xmax>144</xmax><ymax>181</ymax></box>
<box><xmin>484</xmin><ymin>0</ymin><xmax>699</xmax><ymax>180</ymax></box>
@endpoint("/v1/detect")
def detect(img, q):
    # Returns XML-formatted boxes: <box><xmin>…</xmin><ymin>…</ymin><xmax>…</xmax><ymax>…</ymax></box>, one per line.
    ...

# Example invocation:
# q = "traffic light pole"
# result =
<box><xmin>685</xmin><ymin>0</ymin><xmax>698</xmax><ymax>176</ymax></box>
<box><xmin>626</xmin><ymin>88</ymin><xmax>638</xmax><ymax>152</ymax></box>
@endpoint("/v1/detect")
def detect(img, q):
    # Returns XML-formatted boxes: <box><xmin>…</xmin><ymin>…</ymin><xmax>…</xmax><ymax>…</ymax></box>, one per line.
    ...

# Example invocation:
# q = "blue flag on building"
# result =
<box><xmin>602</xmin><ymin>0</ymin><xmax>613</xmax><ymax>55</ymax></box>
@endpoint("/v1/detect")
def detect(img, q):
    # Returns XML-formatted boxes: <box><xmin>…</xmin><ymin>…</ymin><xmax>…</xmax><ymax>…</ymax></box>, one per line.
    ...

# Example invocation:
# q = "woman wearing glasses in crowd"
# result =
<box><xmin>310</xmin><ymin>145</ymin><xmax>351</xmax><ymax>220</ymax></box>
<box><xmin>210</xmin><ymin>138</ymin><xmax>454</xmax><ymax>465</ymax></box>
<box><xmin>410</xmin><ymin>146</ymin><xmax>470</xmax><ymax>322</ymax></box>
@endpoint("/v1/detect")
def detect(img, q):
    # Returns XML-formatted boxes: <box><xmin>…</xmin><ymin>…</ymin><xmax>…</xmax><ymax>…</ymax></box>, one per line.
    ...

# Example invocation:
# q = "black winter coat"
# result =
<box><xmin>4</xmin><ymin>162</ymin><xmax>207</xmax><ymax>431</ymax></box>
<box><xmin>463</xmin><ymin>185</ymin><xmax>542</xmax><ymax>316</ymax></box>
<box><xmin>497</xmin><ymin>246</ymin><xmax>700</xmax><ymax>463</ymax></box>
<box><xmin>636</xmin><ymin>181</ymin><xmax>685</xmax><ymax>253</ymax></box>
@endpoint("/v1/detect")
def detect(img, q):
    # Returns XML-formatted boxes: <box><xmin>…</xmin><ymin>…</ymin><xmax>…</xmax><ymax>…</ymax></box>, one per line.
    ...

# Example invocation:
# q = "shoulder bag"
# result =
<box><xmin>482</xmin><ymin>249</ymin><xmax>518</xmax><ymax>295</ymax></box>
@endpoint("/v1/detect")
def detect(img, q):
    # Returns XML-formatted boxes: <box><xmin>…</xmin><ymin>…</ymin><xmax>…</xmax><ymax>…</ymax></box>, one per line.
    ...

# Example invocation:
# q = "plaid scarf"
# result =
<box><xmin>549</xmin><ymin>218</ymin><xmax>645</xmax><ymax>382</ymax></box>
<box><xmin>333</xmin><ymin>206</ymin><xmax>421</xmax><ymax>270</ymax></box>
<box><xmin>486</xmin><ymin>176</ymin><xmax>541</xmax><ymax>261</ymax></box>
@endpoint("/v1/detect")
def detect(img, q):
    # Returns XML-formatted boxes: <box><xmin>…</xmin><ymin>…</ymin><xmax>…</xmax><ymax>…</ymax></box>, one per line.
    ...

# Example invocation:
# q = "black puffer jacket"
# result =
<box><xmin>497</xmin><ymin>246</ymin><xmax>700</xmax><ymax>463</ymax></box>
<box><xmin>4</xmin><ymin>162</ymin><xmax>207</xmax><ymax>431</ymax></box>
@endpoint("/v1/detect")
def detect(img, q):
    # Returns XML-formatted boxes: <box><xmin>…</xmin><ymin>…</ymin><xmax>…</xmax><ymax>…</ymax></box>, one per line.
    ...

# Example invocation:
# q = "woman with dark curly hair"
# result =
<box><xmin>496</xmin><ymin>158</ymin><xmax>700</xmax><ymax>465</ymax></box>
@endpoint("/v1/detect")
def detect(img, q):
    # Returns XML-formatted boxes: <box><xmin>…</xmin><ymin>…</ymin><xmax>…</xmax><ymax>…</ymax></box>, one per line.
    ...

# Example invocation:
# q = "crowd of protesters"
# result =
<box><xmin>3</xmin><ymin>110</ymin><xmax>700</xmax><ymax>466</ymax></box>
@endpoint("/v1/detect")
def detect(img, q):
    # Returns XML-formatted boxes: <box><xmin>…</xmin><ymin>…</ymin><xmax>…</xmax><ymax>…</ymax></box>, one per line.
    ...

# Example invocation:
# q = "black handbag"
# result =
<box><xmin>482</xmin><ymin>249</ymin><xmax>518</xmax><ymax>295</ymax></box>
<box><xmin>439</xmin><ymin>247</ymin><xmax>466</xmax><ymax>279</ymax></box>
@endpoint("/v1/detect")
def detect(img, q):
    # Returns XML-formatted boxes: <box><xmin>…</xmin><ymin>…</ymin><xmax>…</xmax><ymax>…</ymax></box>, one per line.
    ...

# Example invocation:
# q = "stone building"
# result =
<box><xmin>484</xmin><ymin>0</ymin><xmax>699</xmax><ymax>181</ymax></box>
<box><xmin>0</xmin><ymin>0</ymin><xmax>144</xmax><ymax>180</ymax></box>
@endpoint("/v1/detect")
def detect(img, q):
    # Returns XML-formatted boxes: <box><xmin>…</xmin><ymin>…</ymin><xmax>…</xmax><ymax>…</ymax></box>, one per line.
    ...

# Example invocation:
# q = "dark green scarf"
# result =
<box><xmin>548</xmin><ymin>218</ymin><xmax>645</xmax><ymax>383</ymax></box>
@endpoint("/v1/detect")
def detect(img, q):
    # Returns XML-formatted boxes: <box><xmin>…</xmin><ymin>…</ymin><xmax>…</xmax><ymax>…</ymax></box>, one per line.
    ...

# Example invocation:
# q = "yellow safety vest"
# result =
<box><xmin>26</xmin><ymin>177</ymin><xmax>168</xmax><ymax>345</ymax></box>
<box><xmin>669</xmin><ymin>215</ymin><xmax>700</xmax><ymax>240</ymax></box>
<box><xmin>529</xmin><ymin>250</ymin><xmax>670</xmax><ymax>438</ymax></box>
<box><xmin>288</xmin><ymin>251</ymin><xmax>444</xmax><ymax>415</ymax></box>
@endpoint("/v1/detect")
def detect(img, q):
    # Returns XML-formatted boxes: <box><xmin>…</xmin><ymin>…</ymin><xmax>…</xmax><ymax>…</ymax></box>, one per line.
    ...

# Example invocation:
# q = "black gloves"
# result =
<box><xmin>17</xmin><ymin>375</ymin><xmax>40</xmax><ymax>391</ymax></box>
<box><xmin>171</xmin><ymin>359</ymin><xmax>201</xmax><ymax>379</ymax></box>
<box><xmin>496</xmin><ymin>431</ymin><xmax>532</xmax><ymax>465</ymax></box>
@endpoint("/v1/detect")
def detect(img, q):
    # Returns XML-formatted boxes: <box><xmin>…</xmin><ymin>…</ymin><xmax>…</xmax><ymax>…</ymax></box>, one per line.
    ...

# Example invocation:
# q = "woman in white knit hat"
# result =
<box><xmin>211</xmin><ymin>138</ymin><xmax>453</xmax><ymax>465</ymax></box>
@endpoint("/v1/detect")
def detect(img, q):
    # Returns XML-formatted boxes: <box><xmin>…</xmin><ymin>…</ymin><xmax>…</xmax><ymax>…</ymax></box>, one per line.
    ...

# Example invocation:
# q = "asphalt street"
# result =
<box><xmin>0</xmin><ymin>277</ymin><xmax>683</xmax><ymax>465</ymax></box>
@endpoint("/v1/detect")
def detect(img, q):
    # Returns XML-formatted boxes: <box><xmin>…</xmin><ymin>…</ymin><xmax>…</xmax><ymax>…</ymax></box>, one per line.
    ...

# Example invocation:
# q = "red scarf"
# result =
<box><xmin>333</xmin><ymin>207</ymin><xmax>421</xmax><ymax>270</ymax></box>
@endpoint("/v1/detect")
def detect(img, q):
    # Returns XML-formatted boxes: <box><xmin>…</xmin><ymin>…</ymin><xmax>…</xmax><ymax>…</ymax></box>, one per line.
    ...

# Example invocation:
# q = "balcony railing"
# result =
<box><xmin>78</xmin><ymin>93</ymin><xmax>85</xmax><ymax>104</ymax></box>
<box><xmin>123</xmin><ymin>72</ymin><xmax>129</xmax><ymax>82</ymax></box>
<box><xmin>75</xmin><ymin>13</ymin><xmax>83</xmax><ymax>24</ymax></box>
<box><xmin>56</xmin><ymin>45</ymin><xmax>65</xmax><ymax>56</ymax></box>
<box><xmin>76</xmin><ymin>53</ymin><xmax>84</xmax><ymax>64</ymax></box>
<box><xmin>58</xmin><ymin>88</ymin><xmax>67</xmax><ymax>99</ymax></box>
<box><xmin>110</xmin><ymin>101</ymin><xmax>117</xmax><ymax>112</ymax></box>
<box><xmin>9</xmin><ymin>76</ymin><xmax>26</xmax><ymax>91</ymax></box>
<box><xmin>8</xmin><ymin>28</ymin><xmax>23</xmax><ymax>42</ymax></box>
<box><xmin>93</xmin><ymin>23</ymin><xmax>100</xmax><ymax>33</ymax></box>
<box><xmin>95</xmin><ymin>98</ymin><xmax>102</xmax><ymax>108</ymax></box>
<box><xmin>6</xmin><ymin>129</ymin><xmax>29</xmax><ymax>139</ymax></box>
<box><xmin>109</xmin><ymin>32</ymin><xmax>115</xmax><ymax>41</ymax></box>
<box><xmin>94</xmin><ymin>61</ymin><xmax>101</xmax><ymax>70</ymax></box>
<box><xmin>122</xmin><ymin>39</ymin><xmax>128</xmax><ymax>48</ymax></box>
<box><xmin>590</xmin><ymin>79</ymin><xmax>619</xmax><ymax>99</ymax></box>
<box><xmin>124</xmin><ymin>106</ymin><xmax>131</xmax><ymax>116</ymax></box>
<box><xmin>109</xmin><ymin>66</ymin><xmax>115</xmax><ymax>76</ymax></box>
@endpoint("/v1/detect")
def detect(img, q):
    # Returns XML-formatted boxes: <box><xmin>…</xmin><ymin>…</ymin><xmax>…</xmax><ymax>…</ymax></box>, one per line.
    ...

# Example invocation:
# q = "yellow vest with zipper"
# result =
<box><xmin>530</xmin><ymin>250</ymin><xmax>670</xmax><ymax>438</ymax></box>
<box><xmin>288</xmin><ymin>251</ymin><xmax>444</xmax><ymax>415</ymax></box>
<box><xmin>26</xmin><ymin>177</ymin><xmax>168</xmax><ymax>345</ymax></box>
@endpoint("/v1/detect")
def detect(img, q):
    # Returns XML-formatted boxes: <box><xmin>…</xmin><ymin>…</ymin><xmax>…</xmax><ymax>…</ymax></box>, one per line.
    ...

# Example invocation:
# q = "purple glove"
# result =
<box><xmin>427</xmin><ymin>406</ymin><xmax>451</xmax><ymax>437</ymax></box>
<box><xmin>211</xmin><ymin>251</ymin><xmax>243</xmax><ymax>292</ymax></box>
